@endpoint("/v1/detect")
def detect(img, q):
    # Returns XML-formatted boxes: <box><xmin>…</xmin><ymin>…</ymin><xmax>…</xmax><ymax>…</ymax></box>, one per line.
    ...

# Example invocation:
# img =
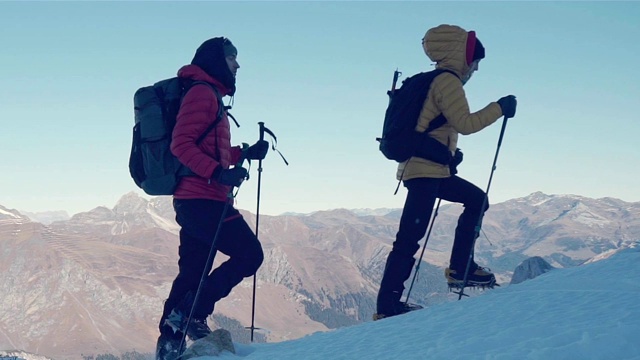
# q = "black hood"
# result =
<box><xmin>191</xmin><ymin>37</ymin><xmax>236</xmax><ymax>95</ymax></box>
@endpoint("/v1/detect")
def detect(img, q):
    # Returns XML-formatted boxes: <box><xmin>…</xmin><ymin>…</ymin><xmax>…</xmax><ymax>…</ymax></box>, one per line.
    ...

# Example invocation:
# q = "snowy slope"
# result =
<box><xmin>196</xmin><ymin>243</ymin><xmax>640</xmax><ymax>360</ymax></box>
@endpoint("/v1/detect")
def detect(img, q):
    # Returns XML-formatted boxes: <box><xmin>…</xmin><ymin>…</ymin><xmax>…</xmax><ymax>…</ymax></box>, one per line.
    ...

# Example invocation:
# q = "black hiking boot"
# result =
<box><xmin>164</xmin><ymin>308</ymin><xmax>187</xmax><ymax>335</ymax></box>
<box><xmin>164</xmin><ymin>309</ymin><xmax>212</xmax><ymax>341</ymax></box>
<box><xmin>445</xmin><ymin>264</ymin><xmax>498</xmax><ymax>289</ymax></box>
<box><xmin>155</xmin><ymin>333</ymin><xmax>182</xmax><ymax>360</ymax></box>
<box><xmin>186</xmin><ymin>317</ymin><xmax>212</xmax><ymax>340</ymax></box>
<box><xmin>373</xmin><ymin>302</ymin><xmax>424</xmax><ymax>321</ymax></box>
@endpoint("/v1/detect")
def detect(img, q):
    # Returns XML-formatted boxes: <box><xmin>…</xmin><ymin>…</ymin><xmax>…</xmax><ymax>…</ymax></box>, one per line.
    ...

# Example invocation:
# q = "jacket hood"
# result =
<box><xmin>422</xmin><ymin>24</ymin><xmax>478</xmax><ymax>78</ymax></box>
<box><xmin>177</xmin><ymin>64</ymin><xmax>232</xmax><ymax>96</ymax></box>
<box><xmin>191</xmin><ymin>37</ymin><xmax>237</xmax><ymax>95</ymax></box>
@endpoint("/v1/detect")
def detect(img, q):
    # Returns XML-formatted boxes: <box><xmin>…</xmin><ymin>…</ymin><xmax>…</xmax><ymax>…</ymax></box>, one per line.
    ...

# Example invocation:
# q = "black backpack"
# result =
<box><xmin>129</xmin><ymin>78</ymin><xmax>224</xmax><ymax>195</ymax></box>
<box><xmin>377</xmin><ymin>69</ymin><xmax>456</xmax><ymax>164</ymax></box>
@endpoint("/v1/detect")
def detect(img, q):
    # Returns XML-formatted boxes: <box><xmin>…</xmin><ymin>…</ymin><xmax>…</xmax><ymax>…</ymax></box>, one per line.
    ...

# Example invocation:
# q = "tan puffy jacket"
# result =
<box><xmin>397</xmin><ymin>24</ymin><xmax>503</xmax><ymax>180</ymax></box>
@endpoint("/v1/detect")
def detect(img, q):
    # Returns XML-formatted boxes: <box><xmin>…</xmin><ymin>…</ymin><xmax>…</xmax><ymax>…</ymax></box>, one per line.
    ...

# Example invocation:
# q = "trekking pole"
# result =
<box><xmin>455</xmin><ymin>116</ymin><xmax>510</xmax><ymax>300</ymax></box>
<box><xmin>248</xmin><ymin>122</ymin><xmax>266</xmax><ymax>342</ymax></box>
<box><xmin>404</xmin><ymin>198</ymin><xmax>442</xmax><ymax>303</ymax></box>
<box><xmin>177</xmin><ymin>180</ymin><xmax>244</xmax><ymax>355</ymax></box>
<box><xmin>243</xmin><ymin>123</ymin><xmax>287</xmax><ymax>341</ymax></box>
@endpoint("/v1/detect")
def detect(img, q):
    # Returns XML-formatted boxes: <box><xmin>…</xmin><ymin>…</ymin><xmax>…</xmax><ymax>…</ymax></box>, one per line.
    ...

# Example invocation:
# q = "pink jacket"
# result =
<box><xmin>170</xmin><ymin>64</ymin><xmax>242</xmax><ymax>201</ymax></box>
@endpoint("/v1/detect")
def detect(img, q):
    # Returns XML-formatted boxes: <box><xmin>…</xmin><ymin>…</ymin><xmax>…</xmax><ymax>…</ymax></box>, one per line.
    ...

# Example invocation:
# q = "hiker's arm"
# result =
<box><xmin>171</xmin><ymin>86</ymin><xmax>221</xmax><ymax>178</ymax></box>
<box><xmin>229</xmin><ymin>146</ymin><xmax>243</xmax><ymax>165</ymax></box>
<box><xmin>433</xmin><ymin>74</ymin><xmax>502</xmax><ymax>135</ymax></box>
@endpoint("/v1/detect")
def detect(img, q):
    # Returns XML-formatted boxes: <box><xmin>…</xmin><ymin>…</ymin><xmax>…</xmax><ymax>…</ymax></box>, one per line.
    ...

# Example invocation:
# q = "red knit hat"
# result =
<box><xmin>466</xmin><ymin>31</ymin><xmax>486</xmax><ymax>65</ymax></box>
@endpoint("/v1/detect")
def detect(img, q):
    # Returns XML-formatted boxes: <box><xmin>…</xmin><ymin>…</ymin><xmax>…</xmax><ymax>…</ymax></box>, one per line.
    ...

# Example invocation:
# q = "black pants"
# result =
<box><xmin>377</xmin><ymin>176</ymin><xmax>488</xmax><ymax>313</ymax></box>
<box><xmin>159</xmin><ymin>199</ymin><xmax>264</xmax><ymax>335</ymax></box>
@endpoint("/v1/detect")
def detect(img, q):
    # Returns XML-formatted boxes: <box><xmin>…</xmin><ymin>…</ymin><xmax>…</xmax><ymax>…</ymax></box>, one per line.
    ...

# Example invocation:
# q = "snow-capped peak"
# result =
<box><xmin>113</xmin><ymin>192</ymin><xmax>149</xmax><ymax>215</ymax></box>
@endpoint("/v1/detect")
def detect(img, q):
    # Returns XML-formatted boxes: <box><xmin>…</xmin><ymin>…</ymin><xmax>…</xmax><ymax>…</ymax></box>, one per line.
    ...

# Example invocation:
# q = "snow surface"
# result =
<box><xmin>0</xmin><ymin>208</ymin><xmax>20</xmax><ymax>218</ymax></box>
<box><xmin>195</xmin><ymin>244</ymin><xmax>640</xmax><ymax>360</ymax></box>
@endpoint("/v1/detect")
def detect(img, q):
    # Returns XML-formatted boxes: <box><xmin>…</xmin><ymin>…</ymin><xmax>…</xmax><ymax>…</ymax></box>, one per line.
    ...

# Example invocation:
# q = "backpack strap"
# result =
<box><xmin>424</xmin><ymin>114</ymin><xmax>447</xmax><ymax>133</ymax></box>
<box><xmin>176</xmin><ymin>80</ymin><xmax>229</xmax><ymax>176</ymax></box>
<box><xmin>186</xmin><ymin>80</ymin><xmax>226</xmax><ymax>145</ymax></box>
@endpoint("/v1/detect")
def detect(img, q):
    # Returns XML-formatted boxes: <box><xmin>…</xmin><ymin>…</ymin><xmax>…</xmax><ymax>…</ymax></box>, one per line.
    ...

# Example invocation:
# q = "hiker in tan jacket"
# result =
<box><xmin>375</xmin><ymin>24</ymin><xmax>517</xmax><ymax>320</ymax></box>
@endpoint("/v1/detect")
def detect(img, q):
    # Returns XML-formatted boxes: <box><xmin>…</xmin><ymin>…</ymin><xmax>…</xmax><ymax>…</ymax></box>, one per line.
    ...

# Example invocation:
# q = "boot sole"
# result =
<box><xmin>447</xmin><ymin>279</ymin><xmax>499</xmax><ymax>290</ymax></box>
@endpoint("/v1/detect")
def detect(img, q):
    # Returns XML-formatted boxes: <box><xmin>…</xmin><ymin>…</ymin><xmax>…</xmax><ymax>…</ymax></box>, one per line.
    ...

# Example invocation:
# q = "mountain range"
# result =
<box><xmin>1</xmin><ymin>191</ymin><xmax>638</xmax><ymax>359</ymax></box>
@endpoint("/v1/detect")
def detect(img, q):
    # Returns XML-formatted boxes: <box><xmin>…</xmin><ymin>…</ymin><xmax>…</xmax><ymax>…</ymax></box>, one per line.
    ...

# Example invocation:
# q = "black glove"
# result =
<box><xmin>243</xmin><ymin>140</ymin><xmax>269</xmax><ymax>160</ymax></box>
<box><xmin>497</xmin><ymin>95</ymin><xmax>517</xmax><ymax>118</ymax></box>
<box><xmin>212</xmin><ymin>166</ymin><xmax>248</xmax><ymax>187</ymax></box>
<box><xmin>449</xmin><ymin>148</ymin><xmax>463</xmax><ymax>175</ymax></box>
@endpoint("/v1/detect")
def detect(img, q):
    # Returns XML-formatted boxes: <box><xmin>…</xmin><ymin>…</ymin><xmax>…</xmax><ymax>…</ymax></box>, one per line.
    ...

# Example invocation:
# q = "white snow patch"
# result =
<box><xmin>148</xmin><ymin>209</ymin><xmax>179</xmax><ymax>234</ymax></box>
<box><xmin>571</xmin><ymin>203</ymin><xmax>610</xmax><ymax>227</ymax></box>
<box><xmin>0</xmin><ymin>208</ymin><xmax>20</xmax><ymax>218</ymax></box>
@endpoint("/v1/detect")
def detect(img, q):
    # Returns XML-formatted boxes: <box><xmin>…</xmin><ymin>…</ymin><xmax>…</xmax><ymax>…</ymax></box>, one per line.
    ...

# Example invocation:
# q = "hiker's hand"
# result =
<box><xmin>497</xmin><ymin>95</ymin><xmax>517</xmax><ymax>118</ymax></box>
<box><xmin>243</xmin><ymin>140</ymin><xmax>269</xmax><ymax>160</ymax></box>
<box><xmin>449</xmin><ymin>148</ymin><xmax>463</xmax><ymax>175</ymax></box>
<box><xmin>212</xmin><ymin>166</ymin><xmax>248</xmax><ymax>187</ymax></box>
<box><xmin>452</xmin><ymin>148</ymin><xmax>463</xmax><ymax>166</ymax></box>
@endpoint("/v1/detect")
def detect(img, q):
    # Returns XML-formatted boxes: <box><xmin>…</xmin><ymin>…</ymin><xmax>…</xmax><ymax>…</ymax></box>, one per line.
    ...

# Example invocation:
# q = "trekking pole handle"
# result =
<box><xmin>237</xmin><ymin>143</ymin><xmax>250</xmax><ymax>166</ymax></box>
<box><xmin>258</xmin><ymin>122</ymin><xmax>265</xmax><ymax>142</ymax></box>
<box><xmin>390</xmin><ymin>68</ymin><xmax>402</xmax><ymax>94</ymax></box>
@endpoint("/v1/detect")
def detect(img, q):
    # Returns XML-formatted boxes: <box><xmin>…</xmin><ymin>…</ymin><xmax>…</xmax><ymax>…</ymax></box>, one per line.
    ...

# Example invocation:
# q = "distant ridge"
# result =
<box><xmin>1</xmin><ymin>192</ymin><xmax>639</xmax><ymax>358</ymax></box>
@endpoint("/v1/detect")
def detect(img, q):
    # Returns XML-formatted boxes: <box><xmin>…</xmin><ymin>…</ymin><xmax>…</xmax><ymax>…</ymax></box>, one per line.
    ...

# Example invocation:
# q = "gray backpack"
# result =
<box><xmin>128</xmin><ymin>78</ymin><xmax>223</xmax><ymax>195</ymax></box>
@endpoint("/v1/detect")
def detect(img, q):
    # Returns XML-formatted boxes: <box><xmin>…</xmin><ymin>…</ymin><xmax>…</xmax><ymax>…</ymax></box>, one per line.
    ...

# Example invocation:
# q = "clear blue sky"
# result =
<box><xmin>1</xmin><ymin>2</ymin><xmax>639</xmax><ymax>216</ymax></box>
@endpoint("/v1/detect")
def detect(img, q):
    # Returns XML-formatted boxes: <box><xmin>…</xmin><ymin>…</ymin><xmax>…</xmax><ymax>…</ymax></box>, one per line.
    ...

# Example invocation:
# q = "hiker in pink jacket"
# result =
<box><xmin>156</xmin><ymin>37</ymin><xmax>268</xmax><ymax>360</ymax></box>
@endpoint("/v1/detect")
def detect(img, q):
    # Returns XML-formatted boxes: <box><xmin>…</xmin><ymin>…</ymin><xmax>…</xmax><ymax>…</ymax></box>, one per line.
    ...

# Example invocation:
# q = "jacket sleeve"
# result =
<box><xmin>229</xmin><ymin>146</ymin><xmax>243</xmax><ymax>166</ymax></box>
<box><xmin>432</xmin><ymin>73</ymin><xmax>503</xmax><ymax>135</ymax></box>
<box><xmin>170</xmin><ymin>84</ymin><xmax>221</xmax><ymax>178</ymax></box>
